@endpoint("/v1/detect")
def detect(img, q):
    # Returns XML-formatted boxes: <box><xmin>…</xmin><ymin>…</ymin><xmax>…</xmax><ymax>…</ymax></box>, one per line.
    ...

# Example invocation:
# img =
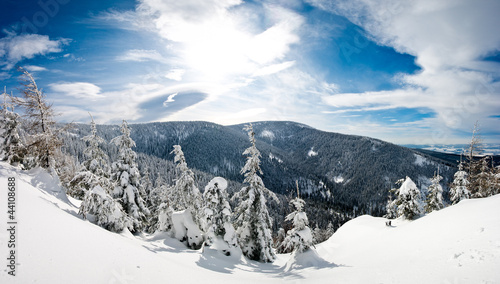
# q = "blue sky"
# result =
<box><xmin>0</xmin><ymin>0</ymin><xmax>499</xmax><ymax>145</ymax></box>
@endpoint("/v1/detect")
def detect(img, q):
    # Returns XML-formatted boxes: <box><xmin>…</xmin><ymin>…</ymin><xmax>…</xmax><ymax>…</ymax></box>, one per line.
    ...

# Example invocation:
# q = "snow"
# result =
<box><xmin>333</xmin><ymin>175</ymin><xmax>344</xmax><ymax>184</ymax></box>
<box><xmin>259</xmin><ymin>130</ymin><xmax>275</xmax><ymax>140</ymax></box>
<box><xmin>204</xmin><ymin>176</ymin><xmax>227</xmax><ymax>191</ymax></box>
<box><xmin>307</xmin><ymin>147</ymin><xmax>318</xmax><ymax>157</ymax></box>
<box><xmin>1</xmin><ymin>161</ymin><xmax>499</xmax><ymax>283</ymax></box>
<box><xmin>413</xmin><ymin>153</ymin><xmax>430</xmax><ymax>166</ymax></box>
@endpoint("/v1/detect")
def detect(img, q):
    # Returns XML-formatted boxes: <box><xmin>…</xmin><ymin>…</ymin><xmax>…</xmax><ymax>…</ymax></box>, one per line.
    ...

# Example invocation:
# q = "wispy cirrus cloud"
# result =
<box><xmin>116</xmin><ymin>49</ymin><xmax>166</xmax><ymax>63</ymax></box>
<box><xmin>310</xmin><ymin>0</ymin><xmax>500</xmax><ymax>143</ymax></box>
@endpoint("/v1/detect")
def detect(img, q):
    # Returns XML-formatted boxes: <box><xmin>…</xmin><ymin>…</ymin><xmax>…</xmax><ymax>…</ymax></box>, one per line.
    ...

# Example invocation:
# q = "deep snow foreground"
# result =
<box><xmin>0</xmin><ymin>162</ymin><xmax>499</xmax><ymax>283</ymax></box>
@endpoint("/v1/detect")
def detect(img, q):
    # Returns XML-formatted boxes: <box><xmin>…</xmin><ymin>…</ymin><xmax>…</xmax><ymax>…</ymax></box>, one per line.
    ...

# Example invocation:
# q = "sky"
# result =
<box><xmin>0</xmin><ymin>0</ymin><xmax>499</xmax><ymax>145</ymax></box>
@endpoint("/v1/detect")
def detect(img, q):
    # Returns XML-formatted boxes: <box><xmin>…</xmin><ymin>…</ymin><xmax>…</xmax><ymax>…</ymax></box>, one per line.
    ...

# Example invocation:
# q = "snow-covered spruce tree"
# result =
<box><xmin>425</xmin><ymin>172</ymin><xmax>444</xmax><ymax>213</ymax></box>
<box><xmin>0</xmin><ymin>90</ymin><xmax>25</xmax><ymax>166</ymax></box>
<box><xmin>449</xmin><ymin>162</ymin><xmax>470</xmax><ymax>205</ymax></box>
<box><xmin>384</xmin><ymin>185</ymin><xmax>399</xmax><ymax>219</ymax></box>
<box><xmin>147</xmin><ymin>183</ymin><xmax>173</xmax><ymax>234</ymax></box>
<box><xmin>396</xmin><ymin>176</ymin><xmax>423</xmax><ymax>220</ymax></box>
<box><xmin>110</xmin><ymin>120</ymin><xmax>149</xmax><ymax>233</ymax></box>
<box><xmin>233</xmin><ymin>124</ymin><xmax>279</xmax><ymax>262</ymax></box>
<box><xmin>12</xmin><ymin>67</ymin><xmax>62</xmax><ymax>169</ymax></box>
<box><xmin>281</xmin><ymin>194</ymin><xmax>313</xmax><ymax>254</ymax></box>
<box><xmin>79</xmin><ymin>185</ymin><xmax>132</xmax><ymax>233</ymax></box>
<box><xmin>69</xmin><ymin>116</ymin><xmax>110</xmax><ymax>199</ymax></box>
<box><xmin>473</xmin><ymin>156</ymin><xmax>493</xmax><ymax>198</ymax></box>
<box><xmin>170</xmin><ymin>145</ymin><xmax>204</xmax><ymax>249</ymax></box>
<box><xmin>274</xmin><ymin>228</ymin><xmax>286</xmax><ymax>253</ymax></box>
<box><xmin>202</xmin><ymin>177</ymin><xmax>238</xmax><ymax>256</ymax></box>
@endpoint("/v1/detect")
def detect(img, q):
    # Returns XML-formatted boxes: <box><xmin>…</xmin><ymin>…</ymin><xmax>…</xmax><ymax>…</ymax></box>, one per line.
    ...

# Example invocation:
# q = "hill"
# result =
<box><xmin>63</xmin><ymin>121</ymin><xmax>455</xmax><ymax>217</ymax></box>
<box><xmin>1</xmin><ymin>162</ymin><xmax>498</xmax><ymax>283</ymax></box>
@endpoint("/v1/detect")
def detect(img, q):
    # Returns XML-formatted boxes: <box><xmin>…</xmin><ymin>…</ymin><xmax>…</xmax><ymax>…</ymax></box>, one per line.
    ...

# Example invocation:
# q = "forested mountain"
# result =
<box><xmin>62</xmin><ymin>120</ymin><xmax>456</xmax><ymax>230</ymax></box>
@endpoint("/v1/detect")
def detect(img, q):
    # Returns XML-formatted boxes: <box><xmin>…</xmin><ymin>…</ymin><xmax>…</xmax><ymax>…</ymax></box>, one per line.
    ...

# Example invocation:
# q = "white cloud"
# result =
<box><xmin>136</xmin><ymin>0</ymin><xmax>303</xmax><ymax>84</ymax></box>
<box><xmin>163</xmin><ymin>93</ymin><xmax>178</xmax><ymax>107</ymax></box>
<box><xmin>310</xmin><ymin>0</ymin><xmax>500</xmax><ymax>142</ymax></box>
<box><xmin>24</xmin><ymin>65</ymin><xmax>47</xmax><ymax>72</ymax></box>
<box><xmin>165</xmin><ymin>69</ymin><xmax>185</xmax><ymax>81</ymax></box>
<box><xmin>50</xmin><ymin>82</ymin><xmax>104</xmax><ymax>99</ymax></box>
<box><xmin>0</xmin><ymin>34</ymin><xmax>68</xmax><ymax>69</ymax></box>
<box><xmin>117</xmin><ymin>49</ymin><xmax>166</xmax><ymax>62</ymax></box>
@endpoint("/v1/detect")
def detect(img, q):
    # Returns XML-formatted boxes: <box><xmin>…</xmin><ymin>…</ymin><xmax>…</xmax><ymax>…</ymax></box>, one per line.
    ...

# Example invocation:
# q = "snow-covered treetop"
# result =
<box><xmin>398</xmin><ymin>176</ymin><xmax>418</xmax><ymax>196</ymax></box>
<box><xmin>111</xmin><ymin>120</ymin><xmax>137</xmax><ymax>165</ymax></box>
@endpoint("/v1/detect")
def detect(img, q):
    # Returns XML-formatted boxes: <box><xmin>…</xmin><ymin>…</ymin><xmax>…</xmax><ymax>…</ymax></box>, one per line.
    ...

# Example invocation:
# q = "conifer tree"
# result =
<box><xmin>0</xmin><ymin>89</ymin><xmax>24</xmax><ymax>166</ymax></box>
<box><xmin>395</xmin><ymin>177</ymin><xmax>423</xmax><ymax>220</ymax></box>
<box><xmin>449</xmin><ymin>162</ymin><xmax>470</xmax><ymax>204</ymax></box>
<box><xmin>110</xmin><ymin>120</ymin><xmax>149</xmax><ymax>233</ymax></box>
<box><xmin>169</xmin><ymin>145</ymin><xmax>204</xmax><ymax>249</ymax></box>
<box><xmin>202</xmin><ymin>177</ymin><xmax>238</xmax><ymax>255</ymax></box>
<box><xmin>147</xmin><ymin>182</ymin><xmax>173</xmax><ymax>234</ymax></box>
<box><xmin>384</xmin><ymin>185</ymin><xmax>399</xmax><ymax>219</ymax></box>
<box><xmin>281</xmin><ymin>189</ymin><xmax>313</xmax><ymax>253</ymax></box>
<box><xmin>425</xmin><ymin>171</ymin><xmax>444</xmax><ymax>213</ymax></box>
<box><xmin>233</xmin><ymin>124</ymin><xmax>278</xmax><ymax>262</ymax></box>
<box><xmin>79</xmin><ymin>185</ymin><xmax>132</xmax><ymax>233</ymax></box>
<box><xmin>473</xmin><ymin>156</ymin><xmax>493</xmax><ymax>198</ymax></box>
<box><xmin>69</xmin><ymin>115</ymin><xmax>110</xmax><ymax>199</ymax></box>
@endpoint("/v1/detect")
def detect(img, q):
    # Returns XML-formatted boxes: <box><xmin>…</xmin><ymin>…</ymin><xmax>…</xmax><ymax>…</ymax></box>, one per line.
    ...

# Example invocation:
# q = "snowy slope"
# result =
<box><xmin>1</xmin><ymin>162</ymin><xmax>499</xmax><ymax>283</ymax></box>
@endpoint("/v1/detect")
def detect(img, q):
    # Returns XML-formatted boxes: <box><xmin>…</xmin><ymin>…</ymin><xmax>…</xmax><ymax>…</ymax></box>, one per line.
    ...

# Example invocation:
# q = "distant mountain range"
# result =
<box><xmin>63</xmin><ymin>121</ymin><xmax>457</xmax><ymax>220</ymax></box>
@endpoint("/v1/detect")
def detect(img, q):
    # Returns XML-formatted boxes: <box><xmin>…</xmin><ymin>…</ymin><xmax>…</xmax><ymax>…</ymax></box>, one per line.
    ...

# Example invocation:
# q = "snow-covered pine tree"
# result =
<box><xmin>233</xmin><ymin>124</ymin><xmax>278</xmax><ymax>262</ymax></box>
<box><xmin>384</xmin><ymin>185</ymin><xmax>399</xmax><ymax>219</ymax></box>
<box><xmin>396</xmin><ymin>176</ymin><xmax>423</xmax><ymax>220</ymax></box>
<box><xmin>69</xmin><ymin>115</ymin><xmax>110</xmax><ymax>199</ymax></box>
<box><xmin>169</xmin><ymin>145</ymin><xmax>204</xmax><ymax>249</ymax></box>
<box><xmin>449</xmin><ymin>162</ymin><xmax>470</xmax><ymax>205</ymax></box>
<box><xmin>0</xmin><ymin>89</ymin><xmax>24</xmax><ymax>166</ymax></box>
<box><xmin>274</xmin><ymin>228</ymin><xmax>286</xmax><ymax>253</ymax></box>
<box><xmin>202</xmin><ymin>177</ymin><xmax>238</xmax><ymax>256</ymax></box>
<box><xmin>425</xmin><ymin>171</ymin><xmax>444</xmax><ymax>213</ymax></box>
<box><xmin>110</xmin><ymin>120</ymin><xmax>149</xmax><ymax>233</ymax></box>
<box><xmin>12</xmin><ymin>67</ymin><xmax>62</xmax><ymax>169</ymax></box>
<box><xmin>473</xmin><ymin>156</ymin><xmax>493</xmax><ymax>198</ymax></box>
<box><xmin>169</xmin><ymin>145</ymin><xmax>203</xmax><ymax>213</ymax></box>
<box><xmin>281</xmin><ymin>192</ymin><xmax>313</xmax><ymax>254</ymax></box>
<box><xmin>157</xmin><ymin>198</ymin><xmax>173</xmax><ymax>233</ymax></box>
<box><xmin>79</xmin><ymin>185</ymin><xmax>132</xmax><ymax>233</ymax></box>
<box><xmin>147</xmin><ymin>182</ymin><xmax>173</xmax><ymax>234</ymax></box>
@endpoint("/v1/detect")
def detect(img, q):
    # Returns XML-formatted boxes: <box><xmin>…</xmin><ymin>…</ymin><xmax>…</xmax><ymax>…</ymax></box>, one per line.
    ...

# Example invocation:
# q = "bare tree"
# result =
<box><xmin>12</xmin><ymin>66</ymin><xmax>62</xmax><ymax>169</ymax></box>
<box><xmin>464</xmin><ymin>121</ymin><xmax>483</xmax><ymax>195</ymax></box>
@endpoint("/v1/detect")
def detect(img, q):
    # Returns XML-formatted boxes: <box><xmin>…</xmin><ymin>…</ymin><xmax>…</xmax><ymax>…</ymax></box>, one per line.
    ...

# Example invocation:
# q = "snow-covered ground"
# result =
<box><xmin>1</xmin><ymin>162</ymin><xmax>499</xmax><ymax>283</ymax></box>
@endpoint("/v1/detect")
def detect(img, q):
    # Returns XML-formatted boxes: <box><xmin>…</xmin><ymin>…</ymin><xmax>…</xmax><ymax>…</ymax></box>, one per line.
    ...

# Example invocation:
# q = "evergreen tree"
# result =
<box><xmin>233</xmin><ymin>124</ymin><xmax>278</xmax><ymax>262</ymax></box>
<box><xmin>281</xmin><ymin>193</ymin><xmax>313</xmax><ymax>253</ymax></box>
<box><xmin>79</xmin><ymin>185</ymin><xmax>132</xmax><ymax>233</ymax></box>
<box><xmin>425</xmin><ymin>171</ymin><xmax>444</xmax><ymax>213</ymax></box>
<box><xmin>395</xmin><ymin>177</ymin><xmax>423</xmax><ymax>220</ymax></box>
<box><xmin>449</xmin><ymin>162</ymin><xmax>470</xmax><ymax>204</ymax></box>
<box><xmin>473</xmin><ymin>156</ymin><xmax>493</xmax><ymax>198</ymax></box>
<box><xmin>110</xmin><ymin>120</ymin><xmax>149</xmax><ymax>233</ymax></box>
<box><xmin>170</xmin><ymin>145</ymin><xmax>204</xmax><ymax>249</ymax></box>
<box><xmin>202</xmin><ymin>177</ymin><xmax>238</xmax><ymax>255</ymax></box>
<box><xmin>274</xmin><ymin>228</ymin><xmax>286</xmax><ymax>253</ymax></box>
<box><xmin>157</xmin><ymin>198</ymin><xmax>173</xmax><ymax>233</ymax></box>
<box><xmin>0</xmin><ymin>89</ymin><xmax>24</xmax><ymax>166</ymax></box>
<box><xmin>69</xmin><ymin>115</ymin><xmax>110</xmax><ymax>199</ymax></box>
<box><xmin>146</xmin><ymin>183</ymin><xmax>170</xmax><ymax>233</ymax></box>
<box><xmin>12</xmin><ymin>67</ymin><xmax>62</xmax><ymax>169</ymax></box>
<box><xmin>384</xmin><ymin>185</ymin><xmax>399</xmax><ymax>219</ymax></box>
